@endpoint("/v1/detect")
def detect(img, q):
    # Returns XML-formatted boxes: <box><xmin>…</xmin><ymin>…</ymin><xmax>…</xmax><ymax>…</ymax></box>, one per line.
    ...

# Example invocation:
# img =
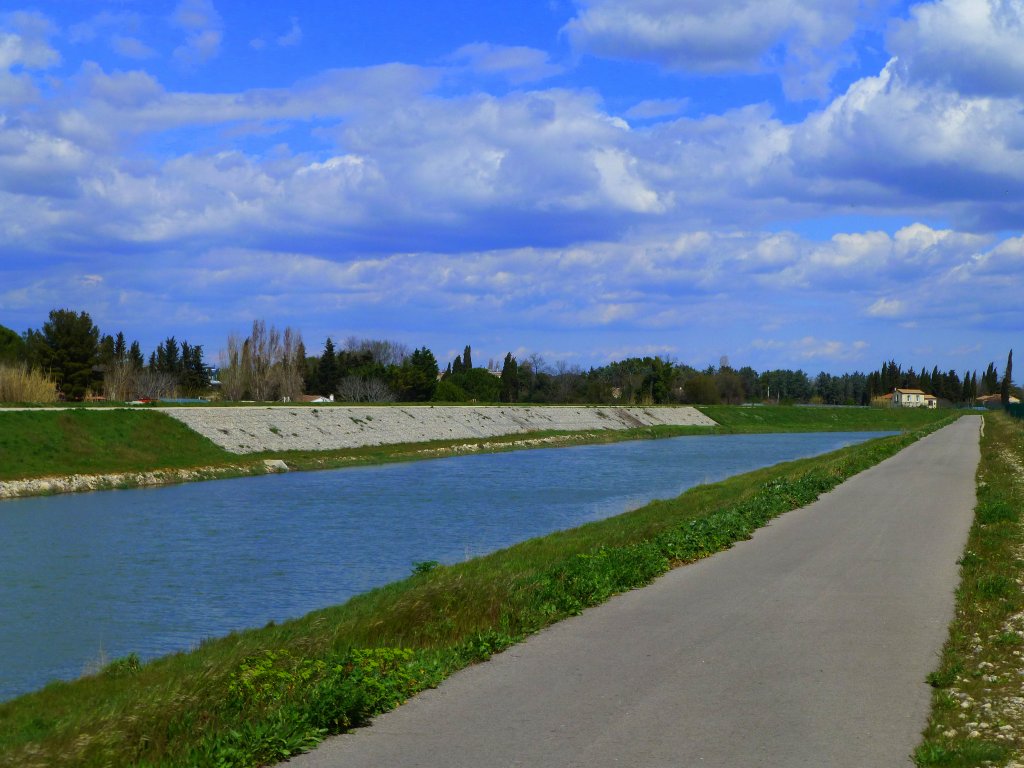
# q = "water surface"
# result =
<box><xmin>0</xmin><ymin>431</ymin><xmax>892</xmax><ymax>700</ymax></box>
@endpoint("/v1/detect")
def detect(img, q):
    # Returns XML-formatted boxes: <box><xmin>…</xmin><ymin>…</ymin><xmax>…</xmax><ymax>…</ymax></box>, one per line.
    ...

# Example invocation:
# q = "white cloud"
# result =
<box><xmin>276</xmin><ymin>17</ymin><xmax>302</xmax><ymax>48</ymax></box>
<box><xmin>623</xmin><ymin>98</ymin><xmax>688</xmax><ymax>120</ymax></box>
<box><xmin>888</xmin><ymin>0</ymin><xmax>1024</xmax><ymax>97</ymax></box>
<box><xmin>0</xmin><ymin>11</ymin><xmax>60</xmax><ymax>70</ymax></box>
<box><xmin>445</xmin><ymin>43</ymin><xmax>564</xmax><ymax>84</ymax></box>
<box><xmin>172</xmin><ymin>0</ymin><xmax>223</xmax><ymax>67</ymax></box>
<box><xmin>866</xmin><ymin>297</ymin><xmax>906</xmax><ymax>317</ymax></box>
<box><xmin>112</xmin><ymin>36</ymin><xmax>157</xmax><ymax>60</ymax></box>
<box><xmin>564</xmin><ymin>0</ymin><xmax>894</xmax><ymax>99</ymax></box>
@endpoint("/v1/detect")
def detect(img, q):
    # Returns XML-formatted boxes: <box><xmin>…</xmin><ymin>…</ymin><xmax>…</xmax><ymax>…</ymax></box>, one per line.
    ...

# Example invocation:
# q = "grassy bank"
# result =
<box><xmin>697</xmin><ymin>403</ymin><xmax>951</xmax><ymax>432</ymax></box>
<box><xmin>914</xmin><ymin>412</ymin><xmax>1024</xmax><ymax>766</ymax></box>
<box><xmin>0</xmin><ymin>405</ymin><xmax>951</xmax><ymax>485</ymax></box>
<box><xmin>0</xmin><ymin>410</ymin><xmax>236</xmax><ymax>481</ymax></box>
<box><xmin>0</xmin><ymin>415</ymin><xmax>955</xmax><ymax>767</ymax></box>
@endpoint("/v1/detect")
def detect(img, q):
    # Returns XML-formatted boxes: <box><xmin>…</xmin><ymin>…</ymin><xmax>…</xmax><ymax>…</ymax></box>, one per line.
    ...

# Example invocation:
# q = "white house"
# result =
<box><xmin>893</xmin><ymin>388</ymin><xmax>937</xmax><ymax>409</ymax></box>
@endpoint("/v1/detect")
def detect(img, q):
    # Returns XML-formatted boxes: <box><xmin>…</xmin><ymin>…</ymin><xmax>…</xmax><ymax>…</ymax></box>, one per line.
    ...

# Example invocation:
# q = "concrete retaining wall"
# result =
<box><xmin>160</xmin><ymin>405</ymin><xmax>717</xmax><ymax>454</ymax></box>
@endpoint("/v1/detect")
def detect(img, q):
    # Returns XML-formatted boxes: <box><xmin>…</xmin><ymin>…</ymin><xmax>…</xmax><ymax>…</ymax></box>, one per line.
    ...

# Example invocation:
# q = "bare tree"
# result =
<box><xmin>246</xmin><ymin>320</ymin><xmax>285</xmax><ymax>401</ymax></box>
<box><xmin>275</xmin><ymin>327</ymin><xmax>305</xmax><ymax>402</ymax></box>
<box><xmin>133</xmin><ymin>369</ymin><xmax>178</xmax><ymax>400</ymax></box>
<box><xmin>343</xmin><ymin>337</ymin><xmax>410</xmax><ymax>367</ymax></box>
<box><xmin>103</xmin><ymin>358</ymin><xmax>137</xmax><ymax>401</ymax></box>
<box><xmin>219</xmin><ymin>333</ymin><xmax>248</xmax><ymax>401</ymax></box>
<box><xmin>337</xmin><ymin>375</ymin><xmax>396</xmax><ymax>402</ymax></box>
<box><xmin>553</xmin><ymin>360</ymin><xmax>583</xmax><ymax>403</ymax></box>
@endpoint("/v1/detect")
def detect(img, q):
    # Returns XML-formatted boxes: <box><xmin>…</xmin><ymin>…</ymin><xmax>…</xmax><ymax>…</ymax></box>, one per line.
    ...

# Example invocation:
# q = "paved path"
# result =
<box><xmin>287</xmin><ymin>417</ymin><xmax>981</xmax><ymax>768</ymax></box>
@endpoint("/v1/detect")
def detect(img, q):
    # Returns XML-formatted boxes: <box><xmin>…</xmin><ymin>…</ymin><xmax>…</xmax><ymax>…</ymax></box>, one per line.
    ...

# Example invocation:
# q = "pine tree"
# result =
<box><xmin>129</xmin><ymin>341</ymin><xmax>144</xmax><ymax>369</ymax></box>
<box><xmin>25</xmin><ymin>309</ymin><xmax>100</xmax><ymax>400</ymax></box>
<box><xmin>114</xmin><ymin>332</ymin><xmax>127</xmax><ymax>360</ymax></box>
<box><xmin>317</xmin><ymin>337</ymin><xmax>339</xmax><ymax>396</ymax></box>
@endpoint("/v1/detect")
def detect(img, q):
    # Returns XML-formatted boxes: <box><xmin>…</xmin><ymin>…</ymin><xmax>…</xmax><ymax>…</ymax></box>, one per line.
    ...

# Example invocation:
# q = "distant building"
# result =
<box><xmin>893</xmin><ymin>388</ymin><xmax>937</xmax><ymax>409</ymax></box>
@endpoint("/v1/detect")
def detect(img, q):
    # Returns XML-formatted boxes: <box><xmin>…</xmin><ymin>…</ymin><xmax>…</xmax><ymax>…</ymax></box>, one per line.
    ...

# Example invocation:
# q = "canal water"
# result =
<box><xmin>0</xmin><ymin>431</ymin><xmax>892</xmax><ymax>701</ymax></box>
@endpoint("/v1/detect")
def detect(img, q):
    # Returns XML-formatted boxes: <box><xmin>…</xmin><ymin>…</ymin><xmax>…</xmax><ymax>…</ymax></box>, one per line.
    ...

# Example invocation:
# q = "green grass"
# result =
<box><xmin>696</xmin><ymin>404</ymin><xmax>950</xmax><ymax>432</ymax></box>
<box><xmin>0</xmin><ymin>410</ymin><xmax>237</xmax><ymax>481</ymax></box>
<box><xmin>0</xmin><ymin>414</ymin><xmax>956</xmax><ymax>768</ymax></box>
<box><xmin>914</xmin><ymin>412</ymin><xmax>1024</xmax><ymax>766</ymax></box>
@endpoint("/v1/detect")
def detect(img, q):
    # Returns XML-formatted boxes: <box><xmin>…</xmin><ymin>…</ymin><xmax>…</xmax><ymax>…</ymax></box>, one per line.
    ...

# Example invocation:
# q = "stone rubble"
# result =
<box><xmin>0</xmin><ymin>465</ymin><xmax>251</xmax><ymax>500</ymax></box>
<box><xmin>159</xmin><ymin>404</ymin><xmax>718</xmax><ymax>455</ymax></box>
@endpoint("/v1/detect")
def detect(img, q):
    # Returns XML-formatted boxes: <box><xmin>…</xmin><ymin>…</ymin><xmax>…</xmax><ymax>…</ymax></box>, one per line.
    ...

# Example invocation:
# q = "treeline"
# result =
<box><xmin>0</xmin><ymin>309</ymin><xmax>210</xmax><ymax>402</ymax></box>
<box><xmin>0</xmin><ymin>309</ymin><xmax>1017</xmax><ymax>406</ymax></box>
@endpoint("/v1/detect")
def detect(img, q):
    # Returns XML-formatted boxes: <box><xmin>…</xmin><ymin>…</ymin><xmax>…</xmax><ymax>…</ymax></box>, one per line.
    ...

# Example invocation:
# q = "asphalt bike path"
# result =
<box><xmin>287</xmin><ymin>416</ymin><xmax>981</xmax><ymax>767</ymax></box>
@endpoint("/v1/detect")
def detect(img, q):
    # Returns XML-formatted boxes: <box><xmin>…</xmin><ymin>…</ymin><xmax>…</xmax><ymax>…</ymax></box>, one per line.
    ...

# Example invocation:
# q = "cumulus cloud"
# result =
<box><xmin>888</xmin><ymin>0</ymin><xmax>1024</xmax><ymax>97</ymax></box>
<box><xmin>564</xmin><ymin>0</ymin><xmax>892</xmax><ymax>99</ymax></box>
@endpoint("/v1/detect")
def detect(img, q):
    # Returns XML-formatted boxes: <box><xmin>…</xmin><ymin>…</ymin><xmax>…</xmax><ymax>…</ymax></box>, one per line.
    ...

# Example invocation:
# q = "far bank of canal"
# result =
<box><xmin>0</xmin><ymin>431</ymin><xmax>892</xmax><ymax>701</ymax></box>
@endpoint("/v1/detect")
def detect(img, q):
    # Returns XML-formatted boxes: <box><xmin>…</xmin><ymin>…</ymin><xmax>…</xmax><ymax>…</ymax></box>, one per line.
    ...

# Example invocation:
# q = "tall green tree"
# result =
<box><xmin>317</xmin><ymin>337</ymin><xmax>339</xmax><ymax>395</ymax></box>
<box><xmin>983</xmin><ymin>362</ymin><xmax>1000</xmax><ymax>394</ymax></box>
<box><xmin>154</xmin><ymin>336</ymin><xmax>181</xmax><ymax>374</ymax></box>
<box><xmin>462</xmin><ymin>344</ymin><xmax>473</xmax><ymax>371</ymax></box>
<box><xmin>500</xmin><ymin>352</ymin><xmax>519</xmax><ymax>403</ymax></box>
<box><xmin>394</xmin><ymin>346</ymin><xmax>439</xmax><ymax>401</ymax></box>
<box><xmin>128</xmin><ymin>340</ymin><xmax>144</xmax><ymax>369</ymax></box>
<box><xmin>0</xmin><ymin>324</ymin><xmax>25</xmax><ymax>364</ymax></box>
<box><xmin>1002</xmin><ymin>349</ymin><xmax>1014</xmax><ymax>406</ymax></box>
<box><xmin>180</xmin><ymin>342</ymin><xmax>211</xmax><ymax>396</ymax></box>
<box><xmin>25</xmin><ymin>309</ymin><xmax>100</xmax><ymax>400</ymax></box>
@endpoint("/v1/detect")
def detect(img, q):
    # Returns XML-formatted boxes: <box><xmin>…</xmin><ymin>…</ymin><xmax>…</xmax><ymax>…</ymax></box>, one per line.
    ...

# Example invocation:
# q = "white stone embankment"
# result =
<box><xmin>159</xmin><ymin>405</ymin><xmax>717</xmax><ymax>454</ymax></box>
<box><xmin>0</xmin><ymin>464</ymin><xmax>280</xmax><ymax>500</ymax></box>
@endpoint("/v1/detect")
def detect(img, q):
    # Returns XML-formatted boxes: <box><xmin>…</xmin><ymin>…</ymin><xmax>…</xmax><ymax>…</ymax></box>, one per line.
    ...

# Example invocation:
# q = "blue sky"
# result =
<box><xmin>1</xmin><ymin>0</ymin><xmax>1021</xmax><ymax>374</ymax></box>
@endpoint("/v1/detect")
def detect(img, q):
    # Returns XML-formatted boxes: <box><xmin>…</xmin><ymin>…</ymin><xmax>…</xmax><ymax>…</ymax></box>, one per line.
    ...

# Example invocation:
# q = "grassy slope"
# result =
<box><xmin>697</xmin><ymin>404</ymin><xmax>951</xmax><ymax>432</ymax></box>
<box><xmin>0</xmin><ymin>415</ymin><xmax>956</xmax><ymax>768</ymax></box>
<box><xmin>0</xmin><ymin>410</ymin><xmax>236</xmax><ymax>481</ymax></box>
<box><xmin>914</xmin><ymin>411</ymin><xmax>1024</xmax><ymax>766</ymax></box>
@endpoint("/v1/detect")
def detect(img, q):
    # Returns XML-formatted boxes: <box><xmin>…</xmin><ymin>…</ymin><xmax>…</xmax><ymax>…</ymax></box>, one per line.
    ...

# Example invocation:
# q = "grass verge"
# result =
<box><xmin>914</xmin><ymin>412</ymin><xmax>1024</xmax><ymax>766</ymax></box>
<box><xmin>0</xmin><ymin>414</ymin><xmax>956</xmax><ymax>767</ymax></box>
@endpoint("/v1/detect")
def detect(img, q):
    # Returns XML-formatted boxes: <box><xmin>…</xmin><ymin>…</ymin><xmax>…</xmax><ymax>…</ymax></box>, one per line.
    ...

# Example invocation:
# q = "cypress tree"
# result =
<box><xmin>1002</xmin><ymin>349</ymin><xmax>1013</xmax><ymax>406</ymax></box>
<box><xmin>500</xmin><ymin>352</ymin><xmax>519</xmax><ymax>403</ymax></box>
<box><xmin>463</xmin><ymin>344</ymin><xmax>473</xmax><ymax>371</ymax></box>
